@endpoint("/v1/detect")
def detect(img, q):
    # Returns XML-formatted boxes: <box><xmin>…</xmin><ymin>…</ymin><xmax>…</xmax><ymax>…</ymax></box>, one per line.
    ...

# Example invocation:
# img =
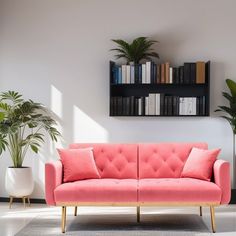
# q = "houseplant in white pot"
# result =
<box><xmin>0</xmin><ymin>91</ymin><xmax>60</xmax><ymax>206</ymax></box>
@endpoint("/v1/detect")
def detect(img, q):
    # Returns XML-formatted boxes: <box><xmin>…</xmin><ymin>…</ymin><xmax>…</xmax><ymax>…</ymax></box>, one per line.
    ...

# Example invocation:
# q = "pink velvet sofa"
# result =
<box><xmin>45</xmin><ymin>143</ymin><xmax>231</xmax><ymax>233</ymax></box>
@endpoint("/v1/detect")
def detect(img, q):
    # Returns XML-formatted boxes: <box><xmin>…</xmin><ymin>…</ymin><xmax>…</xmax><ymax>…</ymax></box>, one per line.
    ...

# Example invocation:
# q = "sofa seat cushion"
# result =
<box><xmin>139</xmin><ymin>178</ymin><xmax>221</xmax><ymax>203</ymax></box>
<box><xmin>54</xmin><ymin>179</ymin><xmax>138</xmax><ymax>203</ymax></box>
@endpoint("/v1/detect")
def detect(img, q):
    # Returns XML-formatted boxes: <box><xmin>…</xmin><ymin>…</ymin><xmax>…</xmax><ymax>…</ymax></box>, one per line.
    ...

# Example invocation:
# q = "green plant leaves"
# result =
<box><xmin>111</xmin><ymin>37</ymin><xmax>159</xmax><ymax>64</ymax></box>
<box><xmin>0</xmin><ymin>90</ymin><xmax>61</xmax><ymax>167</ymax></box>
<box><xmin>226</xmin><ymin>79</ymin><xmax>236</xmax><ymax>97</ymax></box>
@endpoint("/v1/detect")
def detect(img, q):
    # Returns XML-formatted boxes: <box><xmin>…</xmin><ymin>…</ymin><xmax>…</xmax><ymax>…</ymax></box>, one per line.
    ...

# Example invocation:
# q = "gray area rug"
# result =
<box><xmin>16</xmin><ymin>214</ymin><xmax>211</xmax><ymax>236</ymax></box>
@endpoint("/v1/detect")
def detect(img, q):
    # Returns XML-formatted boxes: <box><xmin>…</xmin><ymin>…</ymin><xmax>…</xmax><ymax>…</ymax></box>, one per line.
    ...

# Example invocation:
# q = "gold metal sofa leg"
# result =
<box><xmin>200</xmin><ymin>206</ymin><xmax>202</xmax><ymax>216</ymax></box>
<box><xmin>210</xmin><ymin>206</ymin><xmax>216</xmax><ymax>233</ymax></box>
<box><xmin>74</xmin><ymin>206</ymin><xmax>77</xmax><ymax>216</ymax></box>
<box><xmin>137</xmin><ymin>206</ymin><xmax>140</xmax><ymax>222</ymax></box>
<box><xmin>61</xmin><ymin>206</ymin><xmax>67</xmax><ymax>233</ymax></box>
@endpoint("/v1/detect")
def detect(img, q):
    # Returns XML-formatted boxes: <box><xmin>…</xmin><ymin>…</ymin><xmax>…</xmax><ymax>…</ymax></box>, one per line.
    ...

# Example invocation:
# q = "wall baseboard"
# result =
<box><xmin>230</xmin><ymin>189</ymin><xmax>236</xmax><ymax>204</ymax></box>
<box><xmin>0</xmin><ymin>197</ymin><xmax>46</xmax><ymax>204</ymax></box>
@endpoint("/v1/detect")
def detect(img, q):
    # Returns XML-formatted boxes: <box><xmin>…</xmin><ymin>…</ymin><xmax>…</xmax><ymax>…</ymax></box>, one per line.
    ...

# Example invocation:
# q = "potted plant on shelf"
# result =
<box><xmin>111</xmin><ymin>36</ymin><xmax>159</xmax><ymax>64</ymax></box>
<box><xmin>0</xmin><ymin>91</ymin><xmax>60</xmax><ymax>204</ymax></box>
<box><xmin>215</xmin><ymin>79</ymin><xmax>236</xmax><ymax>191</ymax></box>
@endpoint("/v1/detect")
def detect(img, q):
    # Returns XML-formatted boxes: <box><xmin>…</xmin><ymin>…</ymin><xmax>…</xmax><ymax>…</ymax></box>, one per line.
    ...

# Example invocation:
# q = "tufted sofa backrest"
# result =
<box><xmin>139</xmin><ymin>143</ymin><xmax>208</xmax><ymax>178</ymax></box>
<box><xmin>69</xmin><ymin>143</ymin><xmax>138</xmax><ymax>179</ymax></box>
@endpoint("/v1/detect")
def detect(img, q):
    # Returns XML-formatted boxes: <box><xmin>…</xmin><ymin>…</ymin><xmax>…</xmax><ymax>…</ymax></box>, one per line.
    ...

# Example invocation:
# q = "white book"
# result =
<box><xmin>142</xmin><ymin>64</ymin><xmax>146</xmax><ymax>84</ymax></box>
<box><xmin>126</xmin><ymin>65</ymin><xmax>131</xmax><ymax>84</ymax></box>
<box><xmin>138</xmin><ymin>98</ymin><xmax>142</xmax><ymax>115</ymax></box>
<box><xmin>169</xmin><ymin>67</ymin><xmax>173</xmax><ymax>84</ymax></box>
<box><xmin>130</xmin><ymin>65</ymin><xmax>135</xmax><ymax>84</ymax></box>
<box><xmin>145</xmin><ymin>97</ymin><xmax>149</xmax><ymax>115</ymax></box>
<box><xmin>148</xmin><ymin>93</ymin><xmax>156</xmax><ymax>115</ymax></box>
<box><xmin>121</xmin><ymin>65</ymin><xmax>126</xmax><ymax>84</ymax></box>
<box><xmin>155</xmin><ymin>93</ymin><xmax>160</xmax><ymax>115</ymax></box>
<box><xmin>186</xmin><ymin>97</ymin><xmax>197</xmax><ymax>115</ymax></box>
<box><xmin>146</xmin><ymin>61</ymin><xmax>151</xmax><ymax>84</ymax></box>
<box><xmin>179</xmin><ymin>97</ymin><xmax>186</xmax><ymax>115</ymax></box>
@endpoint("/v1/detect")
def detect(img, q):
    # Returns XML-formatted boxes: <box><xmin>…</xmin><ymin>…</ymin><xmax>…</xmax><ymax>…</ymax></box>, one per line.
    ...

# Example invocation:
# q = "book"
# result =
<box><xmin>179</xmin><ymin>66</ymin><xmax>184</xmax><ymax>84</ymax></box>
<box><xmin>160</xmin><ymin>94</ymin><xmax>165</xmax><ymax>115</ymax></box>
<box><xmin>157</xmin><ymin>64</ymin><xmax>161</xmax><ymax>84</ymax></box>
<box><xmin>184</xmin><ymin>63</ymin><xmax>191</xmax><ymax>84</ymax></box>
<box><xmin>118</xmin><ymin>66</ymin><xmax>122</xmax><ymax>84</ymax></box>
<box><xmin>126</xmin><ymin>65</ymin><xmax>131</xmax><ymax>84</ymax></box>
<box><xmin>196</xmin><ymin>61</ymin><xmax>205</xmax><ymax>84</ymax></box>
<box><xmin>135</xmin><ymin>64</ymin><xmax>139</xmax><ymax>84</ymax></box>
<box><xmin>146</xmin><ymin>61</ymin><xmax>151</xmax><ymax>84</ymax></box>
<box><xmin>138</xmin><ymin>64</ymin><xmax>142</xmax><ymax>84</ymax></box>
<box><xmin>169</xmin><ymin>67</ymin><xmax>173</xmax><ymax>84</ymax></box>
<box><xmin>190</xmin><ymin>63</ymin><xmax>196</xmax><ymax>84</ymax></box>
<box><xmin>130</xmin><ymin>65</ymin><xmax>135</xmax><ymax>84</ymax></box>
<box><xmin>148</xmin><ymin>93</ymin><xmax>156</xmax><ymax>115</ymax></box>
<box><xmin>165</xmin><ymin>62</ymin><xmax>170</xmax><ymax>83</ymax></box>
<box><xmin>142</xmin><ymin>64</ymin><xmax>146</xmax><ymax>84</ymax></box>
<box><xmin>145</xmin><ymin>97</ymin><xmax>149</xmax><ymax>115</ymax></box>
<box><xmin>121</xmin><ymin>65</ymin><xmax>126</xmax><ymax>84</ymax></box>
<box><xmin>130</xmin><ymin>96</ymin><xmax>135</xmax><ymax>115</ymax></box>
<box><xmin>155</xmin><ymin>93</ymin><xmax>160</xmax><ymax>115</ymax></box>
<box><xmin>152</xmin><ymin>63</ymin><xmax>157</xmax><ymax>84</ymax></box>
<box><xmin>164</xmin><ymin>96</ymin><xmax>168</xmax><ymax>115</ymax></box>
<box><xmin>173</xmin><ymin>96</ymin><xmax>179</xmax><ymax>115</ymax></box>
<box><xmin>138</xmin><ymin>98</ymin><xmax>142</xmax><ymax>115</ymax></box>
<box><xmin>161</xmin><ymin>63</ymin><xmax>165</xmax><ymax>83</ymax></box>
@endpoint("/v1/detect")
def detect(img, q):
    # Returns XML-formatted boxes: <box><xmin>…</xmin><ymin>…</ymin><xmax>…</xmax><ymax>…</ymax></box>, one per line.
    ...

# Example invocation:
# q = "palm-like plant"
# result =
<box><xmin>0</xmin><ymin>91</ymin><xmax>60</xmax><ymax>167</ymax></box>
<box><xmin>215</xmin><ymin>79</ymin><xmax>236</xmax><ymax>133</ymax></box>
<box><xmin>111</xmin><ymin>37</ymin><xmax>159</xmax><ymax>64</ymax></box>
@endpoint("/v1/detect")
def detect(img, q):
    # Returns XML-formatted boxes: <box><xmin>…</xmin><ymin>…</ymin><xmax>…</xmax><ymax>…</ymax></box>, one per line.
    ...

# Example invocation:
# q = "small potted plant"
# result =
<box><xmin>111</xmin><ymin>36</ymin><xmax>159</xmax><ymax>64</ymax></box>
<box><xmin>0</xmin><ymin>91</ymin><xmax>60</xmax><ymax>203</ymax></box>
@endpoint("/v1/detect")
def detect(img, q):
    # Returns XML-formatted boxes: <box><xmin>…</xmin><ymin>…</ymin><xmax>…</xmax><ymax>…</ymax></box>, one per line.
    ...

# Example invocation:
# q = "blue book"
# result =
<box><xmin>138</xmin><ymin>64</ymin><xmax>142</xmax><ymax>84</ymax></box>
<box><xmin>118</xmin><ymin>66</ymin><xmax>122</xmax><ymax>84</ymax></box>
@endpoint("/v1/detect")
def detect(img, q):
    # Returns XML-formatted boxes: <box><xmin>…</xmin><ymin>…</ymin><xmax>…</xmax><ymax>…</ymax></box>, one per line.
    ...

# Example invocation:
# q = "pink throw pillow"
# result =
<box><xmin>181</xmin><ymin>147</ymin><xmax>221</xmax><ymax>181</ymax></box>
<box><xmin>57</xmin><ymin>148</ymin><xmax>100</xmax><ymax>182</ymax></box>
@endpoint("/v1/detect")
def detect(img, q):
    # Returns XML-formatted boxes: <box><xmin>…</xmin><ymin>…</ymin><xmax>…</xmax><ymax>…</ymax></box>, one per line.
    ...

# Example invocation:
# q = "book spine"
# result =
<box><xmin>169</xmin><ymin>67</ymin><xmax>173</xmax><ymax>84</ymax></box>
<box><xmin>117</xmin><ymin>67</ymin><xmax>121</xmax><ymax>84</ymax></box>
<box><xmin>145</xmin><ymin>97</ymin><xmax>149</xmax><ymax>115</ymax></box>
<box><xmin>138</xmin><ymin>98</ymin><xmax>142</xmax><ymax>115</ymax></box>
<box><xmin>190</xmin><ymin>63</ymin><xmax>196</xmax><ymax>84</ymax></box>
<box><xmin>179</xmin><ymin>66</ymin><xmax>184</xmax><ymax>84</ymax></box>
<box><xmin>135</xmin><ymin>64</ymin><xmax>139</xmax><ymax>84</ymax></box>
<box><xmin>161</xmin><ymin>63</ymin><xmax>165</xmax><ymax>83</ymax></box>
<box><xmin>155</xmin><ymin>93</ymin><xmax>160</xmax><ymax>115</ymax></box>
<box><xmin>126</xmin><ymin>65</ymin><xmax>131</xmax><ymax>84</ymax></box>
<box><xmin>146</xmin><ymin>61</ymin><xmax>151</xmax><ymax>84</ymax></box>
<box><xmin>196</xmin><ymin>61</ymin><xmax>205</xmax><ymax>84</ymax></box>
<box><xmin>164</xmin><ymin>96</ymin><xmax>168</xmax><ymax>116</ymax></box>
<box><xmin>165</xmin><ymin>62</ymin><xmax>170</xmax><ymax>83</ymax></box>
<box><xmin>130</xmin><ymin>65</ymin><xmax>135</xmax><ymax>84</ymax></box>
<box><xmin>130</xmin><ymin>96</ymin><xmax>134</xmax><ymax>116</ymax></box>
<box><xmin>153</xmin><ymin>63</ymin><xmax>157</xmax><ymax>84</ymax></box>
<box><xmin>138</xmin><ymin>64</ymin><xmax>142</xmax><ymax>84</ymax></box>
<box><xmin>121</xmin><ymin>65</ymin><xmax>126</xmax><ymax>84</ymax></box>
<box><xmin>142</xmin><ymin>64</ymin><xmax>146</xmax><ymax>84</ymax></box>
<box><xmin>157</xmin><ymin>64</ymin><xmax>161</xmax><ymax>84</ymax></box>
<box><xmin>160</xmin><ymin>94</ymin><xmax>165</xmax><ymax>115</ymax></box>
<box><xmin>184</xmin><ymin>63</ymin><xmax>191</xmax><ymax>84</ymax></box>
<box><xmin>148</xmin><ymin>93</ymin><xmax>156</xmax><ymax>115</ymax></box>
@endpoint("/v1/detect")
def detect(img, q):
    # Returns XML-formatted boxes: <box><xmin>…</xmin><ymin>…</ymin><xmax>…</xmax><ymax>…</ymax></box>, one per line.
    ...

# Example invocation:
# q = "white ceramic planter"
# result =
<box><xmin>5</xmin><ymin>167</ymin><xmax>34</xmax><ymax>197</ymax></box>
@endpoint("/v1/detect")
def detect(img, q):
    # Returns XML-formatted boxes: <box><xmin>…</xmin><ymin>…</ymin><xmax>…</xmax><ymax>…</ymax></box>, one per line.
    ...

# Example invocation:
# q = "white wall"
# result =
<box><xmin>0</xmin><ymin>0</ymin><xmax>235</xmax><ymax>198</ymax></box>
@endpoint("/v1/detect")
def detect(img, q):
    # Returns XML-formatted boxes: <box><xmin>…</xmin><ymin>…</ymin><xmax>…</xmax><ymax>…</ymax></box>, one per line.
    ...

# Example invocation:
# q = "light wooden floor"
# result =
<box><xmin>0</xmin><ymin>203</ymin><xmax>235</xmax><ymax>236</ymax></box>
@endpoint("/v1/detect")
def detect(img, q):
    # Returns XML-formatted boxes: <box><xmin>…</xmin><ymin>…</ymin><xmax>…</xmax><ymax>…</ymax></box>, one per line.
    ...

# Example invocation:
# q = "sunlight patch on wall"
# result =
<box><xmin>50</xmin><ymin>85</ymin><xmax>63</xmax><ymax>149</ymax></box>
<box><xmin>73</xmin><ymin>105</ymin><xmax>108</xmax><ymax>142</ymax></box>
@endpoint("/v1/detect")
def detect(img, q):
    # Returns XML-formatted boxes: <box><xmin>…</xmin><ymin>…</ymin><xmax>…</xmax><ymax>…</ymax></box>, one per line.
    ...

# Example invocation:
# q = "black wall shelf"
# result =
<box><xmin>109</xmin><ymin>61</ymin><xmax>210</xmax><ymax>117</ymax></box>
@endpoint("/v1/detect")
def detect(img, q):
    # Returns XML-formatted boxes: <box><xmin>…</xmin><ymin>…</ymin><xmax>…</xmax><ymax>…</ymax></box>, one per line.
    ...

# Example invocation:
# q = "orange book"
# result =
<box><xmin>165</xmin><ymin>62</ymin><xmax>170</xmax><ymax>83</ymax></box>
<box><xmin>196</xmin><ymin>61</ymin><xmax>205</xmax><ymax>84</ymax></box>
<box><xmin>161</xmin><ymin>64</ymin><xmax>165</xmax><ymax>83</ymax></box>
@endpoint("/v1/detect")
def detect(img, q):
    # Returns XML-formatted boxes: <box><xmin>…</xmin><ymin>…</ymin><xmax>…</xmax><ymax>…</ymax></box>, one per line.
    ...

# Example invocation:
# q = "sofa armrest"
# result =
<box><xmin>45</xmin><ymin>160</ymin><xmax>63</xmax><ymax>205</ymax></box>
<box><xmin>213</xmin><ymin>159</ymin><xmax>231</xmax><ymax>204</ymax></box>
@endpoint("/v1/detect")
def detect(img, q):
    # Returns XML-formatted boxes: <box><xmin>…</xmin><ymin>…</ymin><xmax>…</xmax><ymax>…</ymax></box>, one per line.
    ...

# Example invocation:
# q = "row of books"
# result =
<box><xmin>111</xmin><ymin>61</ymin><xmax>206</xmax><ymax>85</ymax></box>
<box><xmin>110</xmin><ymin>94</ymin><xmax>206</xmax><ymax>116</ymax></box>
